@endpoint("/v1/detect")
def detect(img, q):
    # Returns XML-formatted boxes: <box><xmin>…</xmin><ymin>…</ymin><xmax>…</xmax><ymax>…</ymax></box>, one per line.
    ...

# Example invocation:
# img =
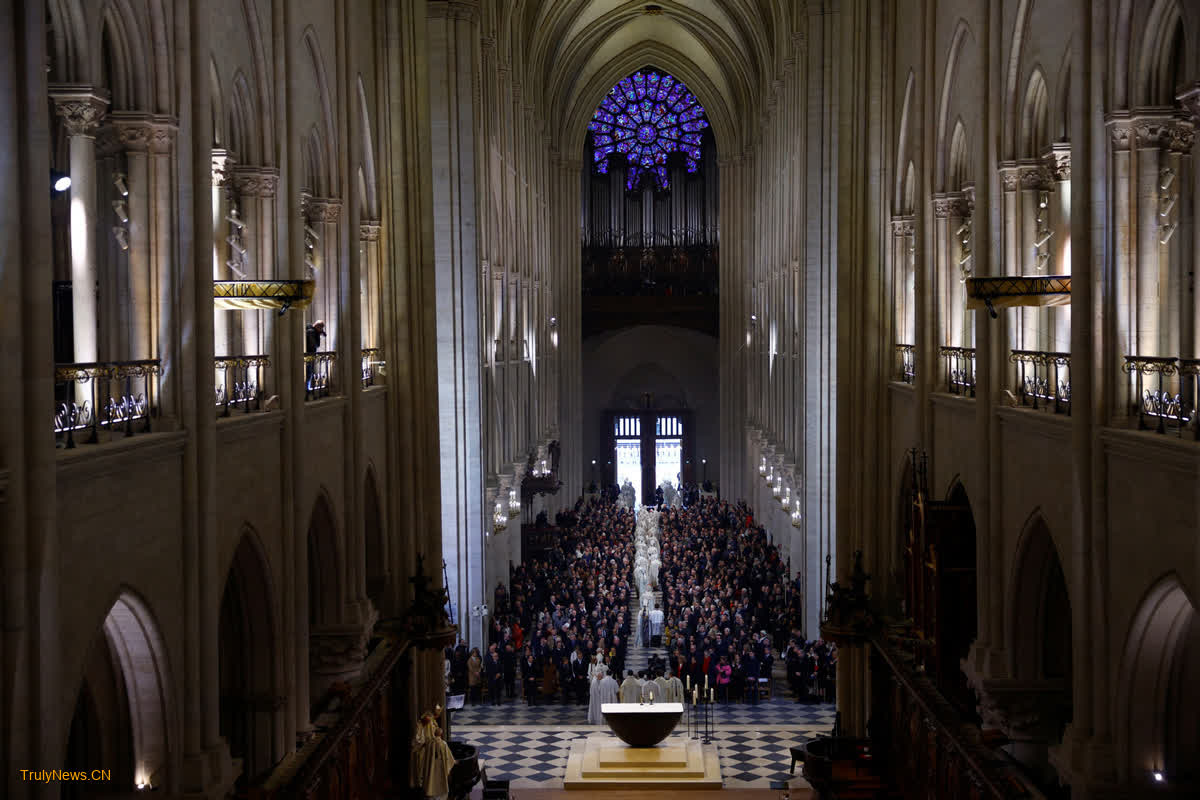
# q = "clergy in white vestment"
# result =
<box><xmin>649</xmin><ymin>605</ymin><xmax>664</xmax><ymax>644</ymax></box>
<box><xmin>589</xmin><ymin>670</ymin><xmax>618</xmax><ymax>724</ymax></box>
<box><xmin>664</xmin><ymin>674</ymin><xmax>684</xmax><ymax>702</ymax></box>
<box><xmin>619</xmin><ymin>672</ymin><xmax>641</xmax><ymax>703</ymax></box>
<box><xmin>640</xmin><ymin>678</ymin><xmax>662</xmax><ymax>703</ymax></box>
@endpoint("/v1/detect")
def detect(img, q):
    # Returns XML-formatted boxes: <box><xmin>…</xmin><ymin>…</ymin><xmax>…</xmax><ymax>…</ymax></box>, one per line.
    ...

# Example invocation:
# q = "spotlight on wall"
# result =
<box><xmin>1153</xmin><ymin>771</ymin><xmax>1165</xmax><ymax>783</ymax></box>
<box><xmin>112</xmin><ymin>199</ymin><xmax>129</xmax><ymax>224</ymax></box>
<box><xmin>112</xmin><ymin>226</ymin><xmax>129</xmax><ymax>251</ymax></box>
<box><xmin>750</xmin><ymin>314</ymin><xmax>758</xmax><ymax>322</ymax></box>
<box><xmin>113</xmin><ymin>172</ymin><xmax>129</xmax><ymax>197</ymax></box>
<box><xmin>549</xmin><ymin>315</ymin><xmax>557</xmax><ymax>327</ymax></box>
<box><xmin>51</xmin><ymin>170</ymin><xmax>71</xmax><ymax>192</ymax></box>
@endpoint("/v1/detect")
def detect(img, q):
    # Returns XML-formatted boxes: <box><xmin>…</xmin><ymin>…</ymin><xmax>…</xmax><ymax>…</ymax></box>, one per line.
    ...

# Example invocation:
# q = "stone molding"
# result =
<box><xmin>932</xmin><ymin>193</ymin><xmax>969</xmax><ymax>218</ymax></box>
<box><xmin>50</xmin><ymin>86</ymin><xmax>110</xmax><ymax>137</ymax></box>
<box><xmin>307</xmin><ymin>197</ymin><xmax>342</xmax><ymax>223</ymax></box>
<box><xmin>998</xmin><ymin>163</ymin><xmax>1021</xmax><ymax>191</ymax></box>
<box><xmin>891</xmin><ymin>216</ymin><xmax>915</xmax><ymax>236</ymax></box>
<box><xmin>426</xmin><ymin>0</ymin><xmax>479</xmax><ymax>22</ymax></box>
<box><xmin>211</xmin><ymin>149</ymin><xmax>236</xmax><ymax>187</ymax></box>
<box><xmin>1134</xmin><ymin>117</ymin><xmax>1173</xmax><ymax>149</ymax></box>
<box><xmin>1105</xmin><ymin>114</ymin><xmax>1133</xmax><ymax>151</ymax></box>
<box><xmin>359</xmin><ymin>221</ymin><xmax>381</xmax><ymax>241</ymax></box>
<box><xmin>1179</xmin><ymin>81</ymin><xmax>1200</xmax><ymax>124</ymax></box>
<box><xmin>1019</xmin><ymin>162</ymin><xmax>1054</xmax><ymax>191</ymax></box>
<box><xmin>1043</xmin><ymin>144</ymin><xmax>1071</xmax><ymax>181</ymax></box>
<box><xmin>1166</xmin><ymin>121</ymin><xmax>1194</xmax><ymax>153</ymax></box>
<box><xmin>232</xmin><ymin>167</ymin><xmax>279</xmax><ymax>197</ymax></box>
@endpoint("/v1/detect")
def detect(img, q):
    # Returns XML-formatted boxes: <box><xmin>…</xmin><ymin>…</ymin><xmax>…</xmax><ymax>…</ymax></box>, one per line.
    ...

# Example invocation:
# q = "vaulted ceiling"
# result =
<box><xmin>490</xmin><ymin>0</ymin><xmax>800</xmax><ymax>157</ymax></box>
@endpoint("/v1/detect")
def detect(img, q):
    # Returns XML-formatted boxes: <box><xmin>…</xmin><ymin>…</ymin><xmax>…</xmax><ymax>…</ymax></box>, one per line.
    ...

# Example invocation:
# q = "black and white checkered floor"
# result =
<box><xmin>452</xmin><ymin>696</ymin><xmax>835</xmax><ymax>788</ymax></box>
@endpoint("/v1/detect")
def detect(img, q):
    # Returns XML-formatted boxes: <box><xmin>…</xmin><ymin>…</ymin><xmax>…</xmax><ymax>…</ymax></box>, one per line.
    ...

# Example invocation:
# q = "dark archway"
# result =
<box><xmin>364</xmin><ymin>469</ymin><xmax>386</xmax><ymax>611</ymax></box>
<box><xmin>63</xmin><ymin>632</ymin><xmax>134</xmax><ymax>798</ymax></box>
<box><xmin>307</xmin><ymin>493</ymin><xmax>342</xmax><ymax>629</ymax></box>
<box><xmin>219</xmin><ymin>532</ymin><xmax>280</xmax><ymax>786</ymax></box>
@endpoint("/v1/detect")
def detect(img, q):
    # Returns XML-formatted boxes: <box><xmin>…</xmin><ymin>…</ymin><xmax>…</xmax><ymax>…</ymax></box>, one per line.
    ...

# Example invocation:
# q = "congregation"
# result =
<box><xmin>444</xmin><ymin>492</ymin><xmax>836</xmax><ymax>712</ymax></box>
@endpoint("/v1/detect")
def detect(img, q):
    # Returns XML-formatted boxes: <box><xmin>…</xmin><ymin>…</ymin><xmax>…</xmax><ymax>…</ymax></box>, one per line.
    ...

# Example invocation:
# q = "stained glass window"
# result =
<box><xmin>588</xmin><ymin>69</ymin><xmax>709</xmax><ymax>191</ymax></box>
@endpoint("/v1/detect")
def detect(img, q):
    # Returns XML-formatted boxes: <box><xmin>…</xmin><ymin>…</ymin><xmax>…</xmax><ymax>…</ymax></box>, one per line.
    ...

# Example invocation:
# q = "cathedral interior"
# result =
<box><xmin>2</xmin><ymin>0</ymin><xmax>1199</xmax><ymax>798</ymax></box>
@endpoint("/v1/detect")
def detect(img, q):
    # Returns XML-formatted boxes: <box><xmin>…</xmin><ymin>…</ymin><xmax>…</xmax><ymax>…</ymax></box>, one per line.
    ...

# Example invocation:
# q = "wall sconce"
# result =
<box><xmin>493</xmin><ymin>501</ymin><xmax>507</xmax><ymax>532</ymax></box>
<box><xmin>759</xmin><ymin>456</ymin><xmax>767</xmax><ymax>476</ymax></box>
<box><xmin>508</xmin><ymin>488</ymin><xmax>520</xmax><ymax>517</ymax></box>
<box><xmin>548</xmin><ymin>315</ymin><xmax>557</xmax><ymax>328</ymax></box>
<box><xmin>791</xmin><ymin>507</ymin><xmax>802</xmax><ymax>527</ymax></box>
<box><xmin>1159</xmin><ymin>166</ymin><xmax>1179</xmax><ymax>245</ymax></box>
<box><xmin>781</xmin><ymin>487</ymin><xmax>791</xmax><ymax>510</ymax></box>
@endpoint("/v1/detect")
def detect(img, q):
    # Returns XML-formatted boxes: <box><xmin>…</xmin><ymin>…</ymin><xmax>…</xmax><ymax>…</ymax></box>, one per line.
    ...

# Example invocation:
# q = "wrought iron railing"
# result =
<box><xmin>215</xmin><ymin>355</ymin><xmax>269</xmax><ymax>416</ymax></box>
<box><xmin>361</xmin><ymin>347</ymin><xmax>384</xmax><ymax>388</ymax></box>
<box><xmin>896</xmin><ymin>343</ymin><xmax>915</xmax><ymax>384</ymax></box>
<box><xmin>1124</xmin><ymin>355</ymin><xmax>1199</xmax><ymax>438</ymax></box>
<box><xmin>940</xmin><ymin>346</ymin><xmax>976</xmax><ymax>396</ymax></box>
<box><xmin>304</xmin><ymin>351</ymin><xmax>337</xmax><ymax>401</ymax></box>
<box><xmin>1010</xmin><ymin>350</ymin><xmax>1071</xmax><ymax>414</ymax></box>
<box><xmin>54</xmin><ymin>359</ymin><xmax>161</xmax><ymax>448</ymax></box>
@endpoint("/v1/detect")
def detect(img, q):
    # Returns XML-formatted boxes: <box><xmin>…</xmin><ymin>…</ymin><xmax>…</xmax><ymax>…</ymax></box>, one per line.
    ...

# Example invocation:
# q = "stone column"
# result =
<box><xmin>359</xmin><ymin>222</ymin><xmax>382</xmax><ymax>350</ymax></box>
<box><xmin>1045</xmin><ymin>145</ymin><xmax>1072</xmax><ymax>351</ymax></box>
<box><xmin>110</xmin><ymin>114</ymin><xmax>154</xmax><ymax>362</ymax></box>
<box><xmin>211</xmin><ymin>149</ymin><xmax>236</xmax><ymax>359</ymax></box>
<box><xmin>232</xmin><ymin>168</ymin><xmax>280</xmax><ymax>368</ymax></box>
<box><xmin>428</xmin><ymin>0</ymin><xmax>484</xmax><ymax>647</ymax></box>
<box><xmin>307</xmin><ymin>198</ymin><xmax>342</xmax><ymax>355</ymax></box>
<box><xmin>51</xmin><ymin>88</ymin><xmax>109</xmax><ymax>371</ymax></box>
<box><xmin>1106</xmin><ymin>118</ymin><xmax>1135</xmax><ymax>415</ymax></box>
<box><xmin>148</xmin><ymin>119</ymin><xmax>178</xmax><ymax>424</ymax></box>
<box><xmin>1181</xmin><ymin>86</ymin><xmax>1200</xmax><ymax>359</ymax></box>
<box><xmin>1164</xmin><ymin>122</ymin><xmax>1194</xmax><ymax>360</ymax></box>
<box><xmin>1134</xmin><ymin>118</ymin><xmax>1171</xmax><ymax>356</ymax></box>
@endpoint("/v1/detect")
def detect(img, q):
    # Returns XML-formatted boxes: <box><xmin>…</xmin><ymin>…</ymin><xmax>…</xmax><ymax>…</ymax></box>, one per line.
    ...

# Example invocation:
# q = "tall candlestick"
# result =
<box><xmin>686</xmin><ymin>675</ymin><xmax>690</xmax><ymax>690</ymax></box>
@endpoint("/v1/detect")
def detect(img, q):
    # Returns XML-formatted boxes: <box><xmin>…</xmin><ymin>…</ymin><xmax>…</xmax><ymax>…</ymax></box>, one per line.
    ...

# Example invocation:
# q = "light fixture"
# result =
<box><xmin>1159</xmin><ymin>168</ymin><xmax>1175</xmax><ymax>191</ymax></box>
<box><xmin>781</xmin><ymin>487</ymin><xmax>791</xmax><ymax>509</ymax></box>
<box><xmin>750</xmin><ymin>314</ymin><xmax>758</xmax><ymax>322</ymax></box>
<box><xmin>508</xmin><ymin>488</ymin><xmax>520</xmax><ymax>517</ymax></box>
<box><xmin>549</xmin><ymin>315</ymin><xmax>557</xmax><ymax>327</ymax></box>
<box><xmin>52</xmin><ymin>171</ymin><xmax>72</xmax><ymax>192</ymax></box>
<box><xmin>112</xmin><ymin>199</ymin><xmax>129</xmax><ymax>224</ymax></box>
<box><xmin>113</xmin><ymin>226</ymin><xmax>129</xmax><ymax>251</ymax></box>
<box><xmin>114</xmin><ymin>172</ymin><xmax>128</xmax><ymax>196</ymax></box>
<box><xmin>759</xmin><ymin>457</ymin><xmax>767</xmax><ymax>476</ymax></box>
<box><xmin>1153</xmin><ymin>771</ymin><xmax>1164</xmax><ymax>783</ymax></box>
<box><xmin>493</xmin><ymin>501</ymin><xmax>507</xmax><ymax>531</ymax></box>
<box><xmin>791</xmin><ymin>507</ymin><xmax>802</xmax><ymax>527</ymax></box>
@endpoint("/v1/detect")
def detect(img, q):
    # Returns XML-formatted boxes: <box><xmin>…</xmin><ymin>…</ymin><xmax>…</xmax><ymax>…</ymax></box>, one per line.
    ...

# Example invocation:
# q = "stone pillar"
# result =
<box><xmin>1181</xmin><ymin>86</ymin><xmax>1200</xmax><ymax>359</ymax></box>
<box><xmin>1134</xmin><ymin>118</ymin><xmax>1170</xmax><ymax>356</ymax></box>
<box><xmin>232</xmin><ymin>167</ymin><xmax>280</xmax><ymax>368</ymax></box>
<box><xmin>359</xmin><ymin>222</ymin><xmax>382</xmax><ymax>350</ymax></box>
<box><xmin>149</xmin><ymin>119</ymin><xmax>179</xmax><ymax>424</ymax></box>
<box><xmin>1164</xmin><ymin>122</ymin><xmax>1194</xmax><ymax>361</ymax></box>
<box><xmin>999</xmin><ymin>164</ymin><xmax>1021</xmax><ymax>388</ymax></box>
<box><xmin>51</xmin><ymin>88</ymin><xmax>109</xmax><ymax>371</ymax></box>
<box><xmin>1106</xmin><ymin>118</ymin><xmax>1135</xmax><ymax>415</ymax></box>
<box><xmin>211</xmin><ymin>149</ymin><xmax>236</xmax><ymax>359</ymax></box>
<box><xmin>428</xmin><ymin>0</ymin><xmax>484</xmax><ymax>648</ymax></box>
<box><xmin>111</xmin><ymin>114</ymin><xmax>154</xmax><ymax>362</ymax></box>
<box><xmin>1045</xmin><ymin>145</ymin><xmax>1072</xmax><ymax>351</ymax></box>
<box><xmin>307</xmin><ymin>198</ymin><xmax>342</xmax><ymax>355</ymax></box>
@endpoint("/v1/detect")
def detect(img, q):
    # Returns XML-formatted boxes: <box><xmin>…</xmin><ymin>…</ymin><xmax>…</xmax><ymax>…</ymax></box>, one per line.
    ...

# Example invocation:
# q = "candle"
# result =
<box><xmin>704</xmin><ymin>675</ymin><xmax>708</xmax><ymax>689</ymax></box>
<box><xmin>710</xmin><ymin>688</ymin><xmax>714</xmax><ymax>703</ymax></box>
<box><xmin>686</xmin><ymin>675</ymin><xmax>690</xmax><ymax>690</ymax></box>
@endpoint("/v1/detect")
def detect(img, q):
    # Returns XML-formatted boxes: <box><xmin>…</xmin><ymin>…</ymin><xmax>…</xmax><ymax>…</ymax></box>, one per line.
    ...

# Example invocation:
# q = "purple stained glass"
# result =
<box><xmin>589</xmin><ymin>69</ymin><xmax>709</xmax><ymax>191</ymax></box>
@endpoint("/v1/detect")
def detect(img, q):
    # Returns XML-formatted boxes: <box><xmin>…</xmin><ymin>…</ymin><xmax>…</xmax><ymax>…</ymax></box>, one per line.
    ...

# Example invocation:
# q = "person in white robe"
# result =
<box><xmin>587</xmin><ymin>669</ymin><xmax>606</xmax><ymax>724</ymax></box>
<box><xmin>590</xmin><ymin>669</ymin><xmax>619</xmax><ymax>724</ymax></box>
<box><xmin>640</xmin><ymin>677</ymin><xmax>663</xmax><ymax>703</ymax></box>
<box><xmin>619</xmin><ymin>671</ymin><xmax>641</xmax><ymax>703</ymax></box>
<box><xmin>649</xmin><ymin>604</ymin><xmax>664</xmax><ymax>645</ymax></box>
<box><xmin>664</xmin><ymin>674</ymin><xmax>684</xmax><ymax>702</ymax></box>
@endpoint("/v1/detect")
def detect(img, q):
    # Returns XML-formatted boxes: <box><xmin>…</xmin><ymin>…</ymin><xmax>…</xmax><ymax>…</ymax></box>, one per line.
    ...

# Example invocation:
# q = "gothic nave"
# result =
<box><xmin>1</xmin><ymin>1</ymin><xmax>1199</xmax><ymax>799</ymax></box>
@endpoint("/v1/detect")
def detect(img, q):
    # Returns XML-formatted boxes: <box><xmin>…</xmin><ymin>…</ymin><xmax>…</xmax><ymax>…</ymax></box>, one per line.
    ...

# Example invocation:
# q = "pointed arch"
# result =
<box><xmin>1020</xmin><ymin>68</ymin><xmax>1049</xmax><ymax>160</ymax></box>
<box><xmin>229</xmin><ymin>70</ymin><xmax>260</xmax><ymax>166</ymax></box>
<box><xmin>1116</xmin><ymin>574</ymin><xmax>1200</xmax><ymax>785</ymax></box>
<box><xmin>209</xmin><ymin>56</ymin><xmax>225</xmax><ymax>148</ymax></box>
<box><xmin>903</xmin><ymin>161</ymin><xmax>916</xmax><ymax>215</ymax></box>
<box><xmin>307</xmin><ymin>491</ymin><xmax>343</xmax><ymax>627</ymax></box>
<box><xmin>240</xmin><ymin>0</ymin><xmax>274</xmax><ymax>164</ymax></box>
<box><xmin>356</xmin><ymin>76</ymin><xmax>379</xmax><ymax>219</ymax></box>
<box><xmin>947</xmin><ymin>118</ymin><xmax>969</xmax><ymax>191</ymax></box>
<box><xmin>47</xmin><ymin>0</ymin><xmax>88</xmax><ymax>84</ymax></box>
<box><xmin>894</xmin><ymin>70</ymin><xmax>915</xmax><ymax>212</ymax></box>
<box><xmin>935</xmin><ymin>19</ymin><xmax>975</xmax><ymax>188</ymax></box>
<box><xmin>219</xmin><ymin>528</ymin><xmax>282</xmax><ymax>785</ymax></box>
<box><xmin>303</xmin><ymin>27</ymin><xmax>339</xmax><ymax>189</ymax></box>
<box><xmin>1007</xmin><ymin>512</ymin><xmax>1072</xmax><ymax>682</ymax></box>
<box><xmin>1135</xmin><ymin>0</ymin><xmax>1187</xmax><ymax>108</ymax></box>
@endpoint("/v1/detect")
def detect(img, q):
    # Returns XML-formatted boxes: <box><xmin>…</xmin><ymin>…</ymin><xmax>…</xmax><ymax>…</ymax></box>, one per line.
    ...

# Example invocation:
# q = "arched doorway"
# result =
<box><xmin>1005</xmin><ymin>514</ymin><xmax>1073</xmax><ymax>791</ymax></box>
<box><xmin>1117</xmin><ymin>575</ymin><xmax>1199</xmax><ymax>791</ymax></box>
<box><xmin>219</xmin><ymin>533</ymin><xmax>280</xmax><ymax>786</ymax></box>
<box><xmin>64</xmin><ymin>591</ymin><xmax>174</xmax><ymax>796</ymax></box>
<box><xmin>364</xmin><ymin>469</ymin><xmax>386</xmax><ymax>611</ymax></box>
<box><xmin>307</xmin><ymin>493</ymin><xmax>342</xmax><ymax>629</ymax></box>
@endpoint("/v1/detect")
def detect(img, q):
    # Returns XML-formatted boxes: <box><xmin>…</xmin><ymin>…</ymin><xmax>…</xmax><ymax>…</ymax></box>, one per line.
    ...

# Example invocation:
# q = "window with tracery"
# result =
<box><xmin>588</xmin><ymin>69</ymin><xmax>708</xmax><ymax>191</ymax></box>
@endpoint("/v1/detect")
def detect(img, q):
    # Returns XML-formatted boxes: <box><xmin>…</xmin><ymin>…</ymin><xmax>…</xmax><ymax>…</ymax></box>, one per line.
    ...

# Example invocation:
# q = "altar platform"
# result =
<box><xmin>563</xmin><ymin>734</ymin><xmax>722</xmax><ymax>790</ymax></box>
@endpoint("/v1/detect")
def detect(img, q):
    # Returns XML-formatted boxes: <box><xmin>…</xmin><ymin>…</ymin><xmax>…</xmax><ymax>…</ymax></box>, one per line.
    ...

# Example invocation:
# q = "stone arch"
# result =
<box><xmin>303</xmin><ymin>125</ymin><xmax>327</xmax><ymax>197</ymax></box>
<box><xmin>894</xmin><ymin>70</ymin><xmax>915</xmax><ymax>212</ymax></box>
<box><xmin>218</xmin><ymin>529</ymin><xmax>282</xmax><ymax>786</ymax></box>
<box><xmin>935</xmin><ymin>18</ymin><xmax>976</xmax><ymax>188</ymax></box>
<box><xmin>1020</xmin><ymin>68</ymin><xmax>1049</xmax><ymax>160</ymax></box>
<box><xmin>939</xmin><ymin>478</ymin><xmax>978</xmax><ymax>712</ymax></box>
<box><xmin>1003</xmin><ymin>0</ymin><xmax>1034</xmax><ymax>157</ymax></box>
<box><xmin>364</xmin><ymin>465</ymin><xmax>387</xmax><ymax>610</ymax></box>
<box><xmin>356</xmin><ymin>76</ymin><xmax>379</xmax><ymax>219</ymax></box>
<box><xmin>303</xmin><ymin>27</ymin><xmax>339</xmax><ymax>190</ymax></box>
<box><xmin>1115</xmin><ymin>574</ymin><xmax>1200</xmax><ymax>787</ymax></box>
<box><xmin>947</xmin><ymin>118</ymin><xmax>969</xmax><ymax>191</ymax></box>
<box><xmin>209</xmin><ymin>56</ymin><xmax>224</xmax><ymax>148</ymax></box>
<box><xmin>65</xmin><ymin>588</ymin><xmax>176</xmax><ymax>794</ymax></box>
<box><xmin>903</xmin><ymin>161</ymin><xmax>916</xmax><ymax>214</ymax></box>
<box><xmin>1007</xmin><ymin>512</ymin><xmax>1072</xmax><ymax>684</ymax></box>
<box><xmin>1135</xmin><ymin>0</ymin><xmax>1188</xmax><ymax>108</ymax></box>
<box><xmin>307</xmin><ymin>490</ymin><xmax>343</xmax><ymax>628</ymax></box>
<box><xmin>229</xmin><ymin>70</ymin><xmax>260</xmax><ymax>166</ymax></box>
<box><xmin>240</xmin><ymin>0</ymin><xmax>274</xmax><ymax>164</ymax></box>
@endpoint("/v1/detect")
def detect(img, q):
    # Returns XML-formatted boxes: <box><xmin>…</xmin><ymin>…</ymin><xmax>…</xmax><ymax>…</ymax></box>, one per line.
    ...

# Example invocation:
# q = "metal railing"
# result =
<box><xmin>214</xmin><ymin>355</ymin><xmax>269</xmax><ymax>416</ymax></box>
<box><xmin>1010</xmin><ymin>350</ymin><xmax>1071</xmax><ymax>414</ymax></box>
<box><xmin>361</xmin><ymin>347</ymin><xmax>384</xmax><ymax>388</ymax></box>
<box><xmin>896</xmin><ymin>343</ymin><xmax>915</xmax><ymax>384</ymax></box>
<box><xmin>54</xmin><ymin>359</ymin><xmax>161</xmax><ymax>448</ymax></box>
<box><xmin>1124</xmin><ymin>355</ymin><xmax>1199</xmax><ymax>438</ymax></box>
<box><xmin>303</xmin><ymin>351</ymin><xmax>337</xmax><ymax>401</ymax></box>
<box><xmin>940</xmin><ymin>346</ymin><xmax>976</xmax><ymax>396</ymax></box>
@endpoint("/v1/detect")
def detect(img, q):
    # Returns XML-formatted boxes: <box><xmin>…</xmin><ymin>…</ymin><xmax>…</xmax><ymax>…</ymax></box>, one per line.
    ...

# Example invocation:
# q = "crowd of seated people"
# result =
<box><xmin>656</xmin><ymin>496</ymin><xmax>836</xmax><ymax>703</ymax></box>
<box><xmin>446</xmin><ymin>498</ymin><xmax>635</xmax><ymax>705</ymax></box>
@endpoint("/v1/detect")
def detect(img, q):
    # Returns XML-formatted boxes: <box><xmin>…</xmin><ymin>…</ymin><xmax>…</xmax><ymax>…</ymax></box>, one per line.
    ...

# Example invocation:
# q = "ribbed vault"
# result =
<box><xmin>496</xmin><ymin>0</ymin><xmax>795</xmax><ymax>153</ymax></box>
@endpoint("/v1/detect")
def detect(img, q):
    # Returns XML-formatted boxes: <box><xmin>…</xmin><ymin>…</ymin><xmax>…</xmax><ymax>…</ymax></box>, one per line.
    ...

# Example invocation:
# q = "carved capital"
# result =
<box><xmin>307</xmin><ymin>197</ymin><xmax>342</xmax><ymax>223</ymax></box>
<box><xmin>1134</xmin><ymin>116</ymin><xmax>1173</xmax><ymax>149</ymax></box>
<box><xmin>998</xmin><ymin>163</ymin><xmax>1020</xmax><ymax>191</ymax></box>
<box><xmin>1019</xmin><ymin>162</ymin><xmax>1054</xmax><ymax>191</ymax></box>
<box><xmin>359</xmin><ymin>221</ymin><xmax>381</xmax><ymax>241</ymax></box>
<box><xmin>1106</xmin><ymin>114</ymin><xmax>1133</xmax><ymax>151</ymax></box>
<box><xmin>1044</xmin><ymin>144</ymin><xmax>1071</xmax><ymax>181</ymax></box>
<box><xmin>148</xmin><ymin>118</ymin><xmax>178</xmax><ymax>154</ymax></box>
<box><xmin>211</xmin><ymin>148</ymin><xmax>236</xmax><ymax>187</ymax></box>
<box><xmin>232</xmin><ymin>166</ymin><xmax>279</xmax><ymax>197</ymax></box>
<box><xmin>107</xmin><ymin>113</ymin><xmax>154</xmax><ymax>152</ymax></box>
<box><xmin>1167</xmin><ymin>120</ymin><xmax>1195</xmax><ymax>153</ymax></box>
<box><xmin>427</xmin><ymin>0</ymin><xmax>479</xmax><ymax>22</ymax></box>
<box><xmin>50</xmin><ymin>87</ymin><xmax>109</xmax><ymax>137</ymax></box>
<box><xmin>891</xmin><ymin>216</ymin><xmax>915</xmax><ymax>236</ymax></box>
<box><xmin>1179</xmin><ymin>81</ymin><xmax>1200</xmax><ymax>124</ymax></box>
<box><xmin>932</xmin><ymin>193</ymin><xmax>969</xmax><ymax>219</ymax></box>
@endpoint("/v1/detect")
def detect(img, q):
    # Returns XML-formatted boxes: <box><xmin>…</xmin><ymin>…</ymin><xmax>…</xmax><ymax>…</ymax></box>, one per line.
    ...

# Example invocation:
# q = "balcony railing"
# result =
<box><xmin>1124</xmin><ymin>355</ymin><xmax>1199</xmax><ymax>438</ymax></box>
<box><xmin>304</xmin><ymin>351</ymin><xmax>337</xmax><ymax>401</ymax></box>
<box><xmin>361</xmin><ymin>347</ymin><xmax>384</xmax><ymax>388</ymax></box>
<box><xmin>54</xmin><ymin>359</ymin><xmax>161</xmax><ymax>448</ymax></box>
<box><xmin>940</xmin><ymin>346</ymin><xmax>976</xmax><ymax>396</ymax></box>
<box><xmin>896</xmin><ymin>343</ymin><xmax>915</xmax><ymax>384</ymax></box>
<box><xmin>1010</xmin><ymin>350</ymin><xmax>1071</xmax><ymax>414</ymax></box>
<box><xmin>214</xmin><ymin>355</ymin><xmax>269</xmax><ymax>416</ymax></box>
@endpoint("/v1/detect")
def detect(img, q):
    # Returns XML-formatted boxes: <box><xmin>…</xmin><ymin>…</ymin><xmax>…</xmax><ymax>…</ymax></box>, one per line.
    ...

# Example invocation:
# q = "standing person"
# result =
<box><xmin>587</xmin><ymin>668</ymin><xmax>608</xmax><ymax>725</ymax></box>
<box><xmin>640</xmin><ymin>607</ymin><xmax>651</xmax><ymax>647</ymax></box>
<box><xmin>502</xmin><ymin>642</ymin><xmax>517</xmax><ymax>698</ymax></box>
<box><xmin>715</xmin><ymin>656</ymin><xmax>731</xmax><ymax>703</ymax></box>
<box><xmin>571</xmin><ymin>647</ymin><xmax>588</xmax><ymax>704</ymax></box>
<box><xmin>484</xmin><ymin>644</ymin><xmax>503</xmax><ymax>706</ymax></box>
<box><xmin>522</xmin><ymin>649</ymin><xmax>539</xmax><ymax>705</ymax></box>
<box><xmin>467</xmin><ymin>648</ymin><xmax>483</xmax><ymax>704</ymax></box>
<box><xmin>304</xmin><ymin>320</ymin><xmax>326</xmax><ymax>389</ymax></box>
<box><xmin>649</xmin><ymin>603</ymin><xmax>664</xmax><ymax>647</ymax></box>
